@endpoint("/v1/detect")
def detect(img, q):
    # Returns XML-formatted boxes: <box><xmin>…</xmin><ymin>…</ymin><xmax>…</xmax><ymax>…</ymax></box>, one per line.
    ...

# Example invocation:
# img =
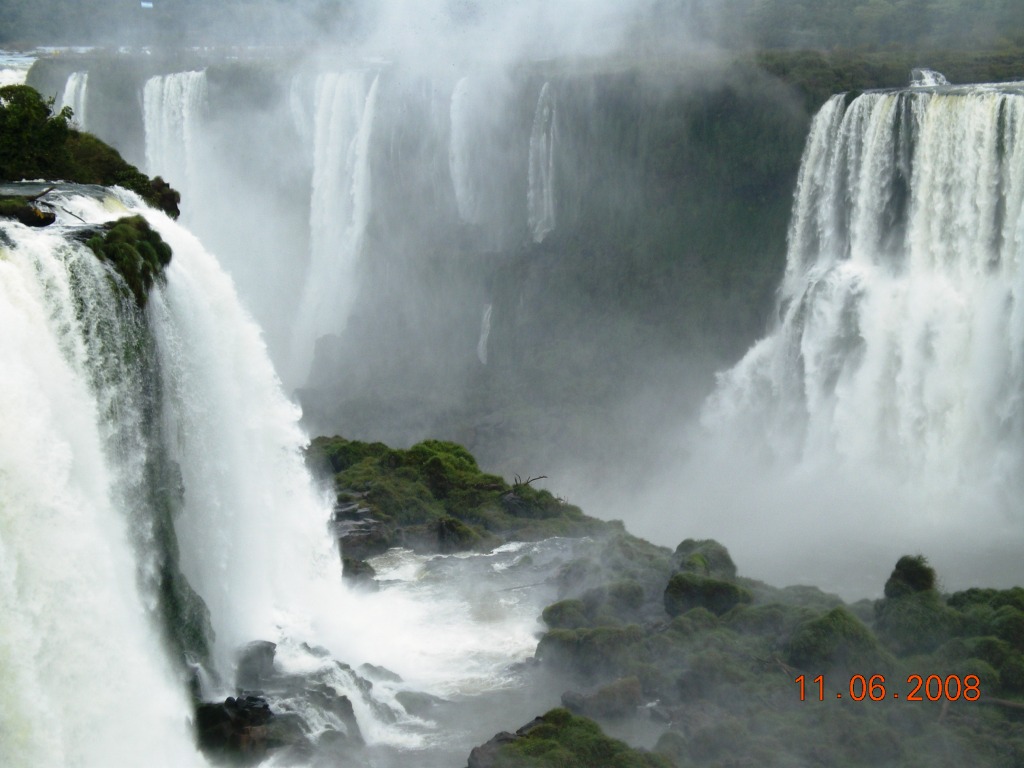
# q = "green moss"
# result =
<box><xmin>542</xmin><ymin>600</ymin><xmax>590</xmax><ymax>630</ymax></box>
<box><xmin>663</xmin><ymin>573</ymin><xmax>752</xmax><ymax>617</ymax></box>
<box><xmin>537</xmin><ymin>625</ymin><xmax>647</xmax><ymax>679</ymax></box>
<box><xmin>436</xmin><ymin>515</ymin><xmax>484</xmax><ymax>553</ymax></box>
<box><xmin>305</xmin><ymin>435</ymin><xmax>608</xmax><ymax>554</ymax></box>
<box><xmin>85</xmin><ymin>215</ymin><xmax>172</xmax><ymax>307</ymax></box>
<box><xmin>884</xmin><ymin>554</ymin><xmax>937</xmax><ymax>599</ymax></box>
<box><xmin>875</xmin><ymin>590</ymin><xmax>961</xmax><ymax>656</ymax></box>
<box><xmin>785</xmin><ymin>607</ymin><xmax>890</xmax><ymax>672</ymax></box>
<box><xmin>673</xmin><ymin>539</ymin><xmax>737</xmax><ymax>581</ymax></box>
<box><xmin>494</xmin><ymin>708</ymin><xmax>675</xmax><ymax>768</ymax></box>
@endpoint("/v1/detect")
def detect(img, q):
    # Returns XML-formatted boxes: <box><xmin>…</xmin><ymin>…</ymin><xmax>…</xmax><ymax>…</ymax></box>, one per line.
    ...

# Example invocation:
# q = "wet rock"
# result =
<box><xmin>467</xmin><ymin>731</ymin><xmax>517</xmax><ymax>768</ymax></box>
<box><xmin>396</xmin><ymin>690</ymin><xmax>447</xmax><ymax>716</ymax></box>
<box><xmin>334</xmin><ymin>513</ymin><xmax>394</xmax><ymax>560</ymax></box>
<box><xmin>195</xmin><ymin>695</ymin><xmax>300</xmax><ymax>764</ymax></box>
<box><xmin>305</xmin><ymin>681</ymin><xmax>363</xmax><ymax>745</ymax></box>
<box><xmin>342</xmin><ymin>556</ymin><xmax>378</xmax><ymax>589</ymax></box>
<box><xmin>236</xmin><ymin>640</ymin><xmax>277</xmax><ymax>690</ymax></box>
<box><xmin>359</xmin><ymin>663</ymin><xmax>403</xmax><ymax>683</ymax></box>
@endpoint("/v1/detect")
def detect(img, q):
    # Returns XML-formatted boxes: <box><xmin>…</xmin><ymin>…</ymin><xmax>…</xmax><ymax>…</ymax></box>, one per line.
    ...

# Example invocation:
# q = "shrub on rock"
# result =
<box><xmin>786</xmin><ymin>607</ymin><xmax>888</xmax><ymax>671</ymax></box>
<box><xmin>674</xmin><ymin>539</ymin><xmax>737</xmax><ymax>580</ymax></box>
<box><xmin>663</xmin><ymin>572</ymin><xmax>751</xmax><ymax>617</ymax></box>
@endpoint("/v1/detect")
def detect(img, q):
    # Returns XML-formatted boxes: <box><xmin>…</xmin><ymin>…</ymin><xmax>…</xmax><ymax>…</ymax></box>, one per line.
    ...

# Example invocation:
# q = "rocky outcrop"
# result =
<box><xmin>466</xmin><ymin>709</ymin><xmax>674</xmax><ymax>768</ymax></box>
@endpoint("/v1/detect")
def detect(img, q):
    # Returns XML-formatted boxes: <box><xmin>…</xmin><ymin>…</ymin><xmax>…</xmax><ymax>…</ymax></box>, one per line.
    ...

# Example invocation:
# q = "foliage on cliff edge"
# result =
<box><xmin>0</xmin><ymin>84</ymin><xmax>179</xmax><ymax>216</ymax></box>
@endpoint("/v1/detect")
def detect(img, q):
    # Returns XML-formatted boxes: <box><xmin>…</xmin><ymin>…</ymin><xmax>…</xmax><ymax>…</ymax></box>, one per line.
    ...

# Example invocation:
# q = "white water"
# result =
<box><xmin>527</xmin><ymin>81</ymin><xmax>556</xmax><ymax>244</ymax></box>
<box><xmin>685</xmin><ymin>85</ymin><xmax>1024</xmax><ymax>594</ymax></box>
<box><xmin>477</xmin><ymin>303</ymin><xmax>493</xmax><ymax>365</ymax></box>
<box><xmin>290</xmin><ymin>70</ymin><xmax>380</xmax><ymax>384</ymax></box>
<box><xmin>0</xmin><ymin>183</ymin><xmax>557</xmax><ymax>765</ymax></box>
<box><xmin>0</xmin><ymin>50</ymin><xmax>34</xmax><ymax>86</ymax></box>
<box><xmin>911</xmin><ymin>68</ymin><xmax>950</xmax><ymax>88</ymax></box>
<box><xmin>143</xmin><ymin>71</ymin><xmax>208</xmax><ymax>209</ymax></box>
<box><xmin>0</xmin><ymin>196</ymin><xmax>205</xmax><ymax>767</ymax></box>
<box><xmin>145</xmin><ymin>210</ymin><xmax>341</xmax><ymax>678</ymax></box>
<box><xmin>59</xmin><ymin>71</ymin><xmax>89</xmax><ymax>129</ymax></box>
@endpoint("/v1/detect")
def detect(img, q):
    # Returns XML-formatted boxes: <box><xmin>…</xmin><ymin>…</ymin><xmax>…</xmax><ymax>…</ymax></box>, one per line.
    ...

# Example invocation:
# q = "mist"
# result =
<box><xmin>9</xmin><ymin>0</ymin><xmax>1024</xmax><ymax>766</ymax></box>
<box><xmin>18</xmin><ymin>0</ymin><xmax>1024</xmax><ymax>599</ymax></box>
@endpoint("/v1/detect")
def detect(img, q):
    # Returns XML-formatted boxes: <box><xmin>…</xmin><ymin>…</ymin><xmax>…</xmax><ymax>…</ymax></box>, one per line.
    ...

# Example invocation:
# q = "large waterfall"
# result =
<box><xmin>527</xmin><ymin>81</ymin><xmax>556</xmax><ymax>244</ymax></box>
<box><xmin>688</xmin><ymin>82</ymin><xmax>1024</xmax><ymax>593</ymax></box>
<box><xmin>143</xmin><ymin>71</ymin><xmax>208</xmax><ymax>212</ymax></box>
<box><xmin>290</xmin><ymin>70</ymin><xmax>380</xmax><ymax>383</ymax></box>
<box><xmin>0</xmin><ymin>184</ymin><xmax>563</xmax><ymax>765</ymax></box>
<box><xmin>0</xmin><ymin>189</ymin><xmax>206</xmax><ymax>767</ymax></box>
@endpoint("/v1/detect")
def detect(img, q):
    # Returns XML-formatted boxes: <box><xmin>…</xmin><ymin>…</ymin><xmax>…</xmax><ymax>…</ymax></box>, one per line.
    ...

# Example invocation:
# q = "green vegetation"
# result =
<box><xmin>482</xmin><ymin>708</ymin><xmax>674</xmax><ymax>768</ymax></box>
<box><xmin>85</xmin><ymin>215</ymin><xmax>173</xmax><ymax>306</ymax></box>
<box><xmin>0</xmin><ymin>84</ymin><xmax>72</xmax><ymax>180</ymax></box>
<box><xmin>530</xmin><ymin>541</ymin><xmax>1024</xmax><ymax>768</ymax></box>
<box><xmin>663</xmin><ymin>572</ymin><xmax>752</xmax><ymax>617</ymax></box>
<box><xmin>785</xmin><ymin>607</ymin><xmax>891</xmax><ymax>671</ymax></box>
<box><xmin>307</xmin><ymin>436</ymin><xmax>608</xmax><ymax>554</ymax></box>
<box><xmin>0</xmin><ymin>85</ymin><xmax>179</xmax><ymax>215</ymax></box>
<box><xmin>673</xmin><ymin>538</ymin><xmax>738</xmax><ymax>580</ymax></box>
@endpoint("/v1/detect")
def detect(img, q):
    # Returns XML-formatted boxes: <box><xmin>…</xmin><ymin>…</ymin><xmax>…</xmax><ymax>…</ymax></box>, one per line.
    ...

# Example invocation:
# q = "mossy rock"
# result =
<box><xmin>673</xmin><ymin>539</ymin><xmax>737</xmax><ymax>581</ymax></box>
<box><xmin>785</xmin><ymin>607</ymin><xmax>889</xmax><ymax>672</ymax></box>
<box><xmin>663</xmin><ymin>573</ymin><xmax>752</xmax><ymax>617</ymax></box>
<box><xmin>875</xmin><ymin>590</ymin><xmax>961</xmax><ymax>656</ymax></box>
<box><xmin>0</xmin><ymin>195</ymin><xmax>56</xmax><ymax>226</ymax></box>
<box><xmin>436</xmin><ymin>515</ymin><xmax>485</xmax><ymax>553</ymax></box>
<box><xmin>536</xmin><ymin>625</ymin><xmax>646</xmax><ymax>680</ymax></box>
<box><xmin>992</xmin><ymin>606</ymin><xmax>1024</xmax><ymax>651</ymax></box>
<box><xmin>542</xmin><ymin>600</ymin><xmax>590</xmax><ymax>630</ymax></box>
<box><xmin>86</xmin><ymin>214</ymin><xmax>172</xmax><ymax>306</ymax></box>
<box><xmin>472</xmin><ymin>708</ymin><xmax>674</xmax><ymax>768</ymax></box>
<box><xmin>999</xmin><ymin>656</ymin><xmax>1024</xmax><ymax>695</ymax></box>
<box><xmin>884</xmin><ymin>554</ymin><xmax>937</xmax><ymax>599</ymax></box>
<box><xmin>306</xmin><ymin>435</ymin><xmax>606</xmax><ymax>556</ymax></box>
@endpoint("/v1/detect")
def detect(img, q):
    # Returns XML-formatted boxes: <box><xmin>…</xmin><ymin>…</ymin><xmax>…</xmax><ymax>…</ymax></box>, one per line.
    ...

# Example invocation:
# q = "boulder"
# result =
<box><xmin>236</xmin><ymin>640</ymin><xmax>277</xmax><ymax>690</ymax></box>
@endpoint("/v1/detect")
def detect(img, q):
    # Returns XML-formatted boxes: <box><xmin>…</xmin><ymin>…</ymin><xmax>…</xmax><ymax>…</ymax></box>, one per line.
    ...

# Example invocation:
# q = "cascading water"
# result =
<box><xmin>0</xmin><ymin>189</ymin><xmax>205</xmax><ymax>767</ymax></box>
<box><xmin>290</xmin><ymin>70</ymin><xmax>380</xmax><ymax>384</ymax></box>
<box><xmin>691</xmin><ymin>81</ymin><xmax>1024</xmax><ymax>593</ymax></box>
<box><xmin>145</xmin><ymin>210</ymin><xmax>341</xmax><ymax>678</ymax></box>
<box><xmin>0</xmin><ymin>50</ymin><xmax>33</xmax><ymax>86</ymax></box>
<box><xmin>0</xmin><ymin>176</ymin><xmax>556</xmax><ymax>764</ymax></box>
<box><xmin>477</xmin><ymin>303</ymin><xmax>493</xmax><ymax>365</ymax></box>
<box><xmin>59</xmin><ymin>71</ymin><xmax>89</xmax><ymax>129</ymax></box>
<box><xmin>527</xmin><ymin>81</ymin><xmax>556</xmax><ymax>244</ymax></box>
<box><xmin>450</xmin><ymin>76</ymin><xmax>480</xmax><ymax>224</ymax></box>
<box><xmin>143</xmin><ymin>71</ymin><xmax>208</xmax><ymax>210</ymax></box>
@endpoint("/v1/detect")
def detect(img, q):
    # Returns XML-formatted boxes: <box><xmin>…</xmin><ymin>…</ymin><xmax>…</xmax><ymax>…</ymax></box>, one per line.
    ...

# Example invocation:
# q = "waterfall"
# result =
<box><xmin>694</xmin><ymin>84</ymin><xmax>1024</xmax><ymax>591</ymax></box>
<box><xmin>0</xmin><ymin>194</ymin><xmax>205</xmax><ymax>767</ymax></box>
<box><xmin>527</xmin><ymin>81</ymin><xmax>556</xmax><ymax>243</ymax></box>
<box><xmin>143</xmin><ymin>71</ymin><xmax>208</xmax><ymax>208</ymax></box>
<box><xmin>477</xmin><ymin>303</ymin><xmax>493</xmax><ymax>365</ymax></box>
<box><xmin>59</xmin><ymin>71</ymin><xmax>89</xmax><ymax>129</ymax></box>
<box><xmin>290</xmin><ymin>70</ymin><xmax>380</xmax><ymax>384</ymax></box>
<box><xmin>145</xmin><ymin>210</ymin><xmax>340</xmax><ymax>678</ymax></box>
<box><xmin>450</xmin><ymin>75</ymin><xmax>483</xmax><ymax>225</ymax></box>
<box><xmin>0</xmin><ymin>51</ymin><xmax>33</xmax><ymax>86</ymax></box>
